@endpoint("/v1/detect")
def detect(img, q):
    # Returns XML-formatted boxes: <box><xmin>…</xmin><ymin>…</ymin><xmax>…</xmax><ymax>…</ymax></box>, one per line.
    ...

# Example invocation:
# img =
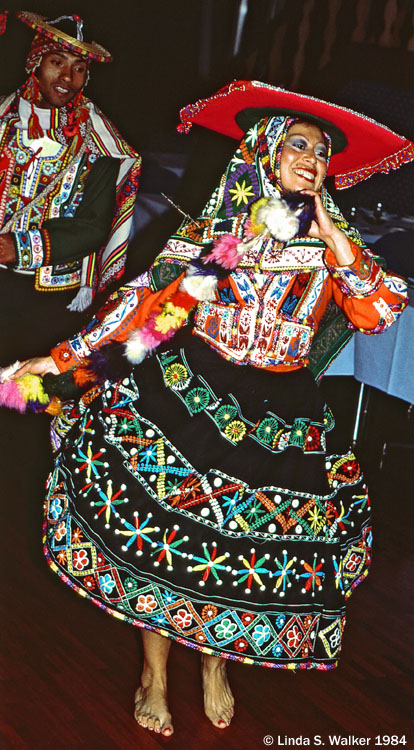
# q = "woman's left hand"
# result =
<box><xmin>300</xmin><ymin>190</ymin><xmax>355</xmax><ymax>266</ymax></box>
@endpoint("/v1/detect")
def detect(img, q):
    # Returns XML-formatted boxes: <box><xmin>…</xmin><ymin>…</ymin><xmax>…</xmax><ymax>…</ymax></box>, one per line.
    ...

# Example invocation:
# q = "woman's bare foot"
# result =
<box><xmin>134</xmin><ymin>675</ymin><xmax>174</xmax><ymax>736</ymax></box>
<box><xmin>134</xmin><ymin>631</ymin><xmax>174</xmax><ymax>736</ymax></box>
<box><xmin>201</xmin><ymin>654</ymin><xmax>234</xmax><ymax>728</ymax></box>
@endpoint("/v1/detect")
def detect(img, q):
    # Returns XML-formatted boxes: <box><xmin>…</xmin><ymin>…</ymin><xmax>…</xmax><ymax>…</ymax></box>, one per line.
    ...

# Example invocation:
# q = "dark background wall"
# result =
<box><xmin>2</xmin><ymin>0</ymin><xmax>413</xmax><ymax>151</ymax></box>
<box><xmin>1</xmin><ymin>0</ymin><xmax>413</xmax><ymax>245</ymax></box>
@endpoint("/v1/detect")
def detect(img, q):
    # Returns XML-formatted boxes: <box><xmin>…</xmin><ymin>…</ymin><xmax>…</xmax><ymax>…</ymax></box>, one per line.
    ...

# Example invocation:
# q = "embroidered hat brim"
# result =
<box><xmin>17</xmin><ymin>10</ymin><xmax>112</xmax><ymax>63</ymax></box>
<box><xmin>177</xmin><ymin>80</ymin><xmax>414</xmax><ymax>189</ymax></box>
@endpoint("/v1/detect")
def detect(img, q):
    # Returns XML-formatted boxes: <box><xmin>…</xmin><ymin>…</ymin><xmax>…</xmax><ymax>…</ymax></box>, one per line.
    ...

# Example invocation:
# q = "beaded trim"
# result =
<box><xmin>177</xmin><ymin>80</ymin><xmax>414</xmax><ymax>187</ymax></box>
<box><xmin>334</xmin><ymin>141</ymin><xmax>414</xmax><ymax>189</ymax></box>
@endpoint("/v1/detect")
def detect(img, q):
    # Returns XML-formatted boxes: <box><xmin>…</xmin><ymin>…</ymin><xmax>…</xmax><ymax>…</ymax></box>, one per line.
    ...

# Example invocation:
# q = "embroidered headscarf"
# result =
<box><xmin>152</xmin><ymin>115</ymin><xmax>365</xmax><ymax>376</ymax></box>
<box><xmin>155</xmin><ymin>115</ymin><xmax>362</xmax><ymax>266</ymax></box>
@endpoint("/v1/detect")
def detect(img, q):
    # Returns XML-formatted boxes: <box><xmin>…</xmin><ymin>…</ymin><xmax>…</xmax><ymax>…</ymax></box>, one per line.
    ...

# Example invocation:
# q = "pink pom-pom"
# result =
<box><xmin>0</xmin><ymin>381</ymin><xmax>27</xmax><ymax>412</ymax></box>
<box><xmin>203</xmin><ymin>234</ymin><xmax>241</xmax><ymax>269</ymax></box>
<box><xmin>243</xmin><ymin>218</ymin><xmax>256</xmax><ymax>239</ymax></box>
<box><xmin>139</xmin><ymin>326</ymin><xmax>163</xmax><ymax>349</ymax></box>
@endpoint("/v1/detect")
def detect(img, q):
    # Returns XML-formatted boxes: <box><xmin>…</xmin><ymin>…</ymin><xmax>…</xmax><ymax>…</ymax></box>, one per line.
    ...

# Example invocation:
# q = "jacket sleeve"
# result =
<box><xmin>324</xmin><ymin>240</ymin><xmax>408</xmax><ymax>334</ymax></box>
<box><xmin>10</xmin><ymin>157</ymin><xmax>118</xmax><ymax>270</ymax></box>
<box><xmin>49</xmin><ymin>273</ymin><xmax>184</xmax><ymax>371</ymax></box>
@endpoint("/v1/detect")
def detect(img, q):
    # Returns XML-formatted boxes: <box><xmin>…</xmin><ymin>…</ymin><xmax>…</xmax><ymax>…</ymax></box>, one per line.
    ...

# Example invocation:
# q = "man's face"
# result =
<box><xmin>37</xmin><ymin>50</ymin><xmax>88</xmax><ymax>108</ymax></box>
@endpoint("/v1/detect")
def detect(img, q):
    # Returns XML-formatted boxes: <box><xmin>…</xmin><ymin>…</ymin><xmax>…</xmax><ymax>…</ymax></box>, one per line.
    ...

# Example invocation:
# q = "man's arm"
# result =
<box><xmin>1</xmin><ymin>157</ymin><xmax>118</xmax><ymax>268</ymax></box>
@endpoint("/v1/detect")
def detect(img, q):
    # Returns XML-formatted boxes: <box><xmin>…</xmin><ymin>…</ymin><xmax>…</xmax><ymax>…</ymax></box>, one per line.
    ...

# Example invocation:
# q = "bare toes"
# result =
<box><xmin>134</xmin><ymin>684</ymin><xmax>174</xmax><ymax>736</ymax></box>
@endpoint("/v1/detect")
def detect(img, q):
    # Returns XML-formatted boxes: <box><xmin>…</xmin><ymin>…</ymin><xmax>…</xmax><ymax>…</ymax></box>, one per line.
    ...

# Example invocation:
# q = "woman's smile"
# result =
<box><xmin>279</xmin><ymin>122</ymin><xmax>328</xmax><ymax>192</ymax></box>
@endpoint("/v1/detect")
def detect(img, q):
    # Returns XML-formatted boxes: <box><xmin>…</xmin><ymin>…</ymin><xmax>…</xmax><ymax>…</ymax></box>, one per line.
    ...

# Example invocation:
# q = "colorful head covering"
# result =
<box><xmin>169</xmin><ymin>115</ymin><xmax>357</xmax><ymax>251</ymax></box>
<box><xmin>178</xmin><ymin>80</ymin><xmax>414</xmax><ymax>189</ymax></box>
<box><xmin>15</xmin><ymin>11</ymin><xmax>110</xmax><ymax>147</ymax></box>
<box><xmin>147</xmin><ymin>114</ymin><xmax>368</xmax><ymax>378</ymax></box>
<box><xmin>17</xmin><ymin>10</ymin><xmax>112</xmax><ymax>67</ymax></box>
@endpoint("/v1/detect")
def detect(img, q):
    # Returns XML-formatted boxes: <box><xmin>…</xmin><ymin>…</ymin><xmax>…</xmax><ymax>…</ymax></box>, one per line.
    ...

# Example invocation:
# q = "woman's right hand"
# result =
<box><xmin>11</xmin><ymin>356</ymin><xmax>60</xmax><ymax>380</ymax></box>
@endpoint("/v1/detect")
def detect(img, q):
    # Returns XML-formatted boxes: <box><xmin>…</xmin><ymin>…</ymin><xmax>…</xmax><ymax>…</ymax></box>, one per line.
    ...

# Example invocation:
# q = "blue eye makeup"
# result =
<box><xmin>286</xmin><ymin>136</ymin><xmax>327</xmax><ymax>161</ymax></box>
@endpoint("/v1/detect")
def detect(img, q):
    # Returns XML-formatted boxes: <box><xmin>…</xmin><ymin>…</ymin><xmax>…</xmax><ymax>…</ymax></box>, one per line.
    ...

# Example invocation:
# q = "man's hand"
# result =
<box><xmin>0</xmin><ymin>234</ymin><xmax>16</xmax><ymax>264</ymax></box>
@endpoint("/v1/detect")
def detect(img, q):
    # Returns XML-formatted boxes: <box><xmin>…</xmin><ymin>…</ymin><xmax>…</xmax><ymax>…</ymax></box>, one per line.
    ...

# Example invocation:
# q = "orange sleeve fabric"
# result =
<box><xmin>324</xmin><ymin>241</ymin><xmax>408</xmax><ymax>333</ymax></box>
<box><xmin>50</xmin><ymin>274</ymin><xmax>186</xmax><ymax>372</ymax></box>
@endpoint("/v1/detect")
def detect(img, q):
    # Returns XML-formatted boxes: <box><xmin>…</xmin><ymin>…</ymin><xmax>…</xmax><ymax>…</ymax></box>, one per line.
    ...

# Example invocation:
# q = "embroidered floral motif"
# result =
<box><xmin>215</xmin><ymin>404</ymin><xmax>238</xmax><ymax>428</ymax></box>
<box><xmin>136</xmin><ymin>594</ymin><xmax>157</xmax><ymax>613</ymax></box>
<box><xmin>164</xmin><ymin>363</ymin><xmax>189</xmax><ymax>388</ymax></box>
<box><xmin>201</xmin><ymin>604</ymin><xmax>218</xmax><ymax>621</ymax></box>
<box><xmin>256</xmin><ymin>417</ymin><xmax>280</xmax><ymax>445</ymax></box>
<box><xmin>158</xmin><ymin>349</ymin><xmax>328</xmax><ymax>454</ymax></box>
<box><xmin>224</xmin><ymin>420</ymin><xmax>247</xmax><ymax>442</ymax></box>
<box><xmin>185</xmin><ymin>387</ymin><xmax>211</xmax><ymax>413</ymax></box>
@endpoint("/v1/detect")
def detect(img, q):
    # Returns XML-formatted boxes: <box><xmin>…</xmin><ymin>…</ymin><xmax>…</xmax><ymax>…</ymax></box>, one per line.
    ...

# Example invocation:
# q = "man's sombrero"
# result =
<box><xmin>177</xmin><ymin>80</ymin><xmax>414</xmax><ymax>189</ymax></box>
<box><xmin>17</xmin><ymin>10</ymin><xmax>112</xmax><ymax>63</ymax></box>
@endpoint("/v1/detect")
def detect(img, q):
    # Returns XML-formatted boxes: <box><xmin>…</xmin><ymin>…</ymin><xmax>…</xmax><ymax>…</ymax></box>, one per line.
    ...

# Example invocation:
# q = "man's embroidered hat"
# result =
<box><xmin>17</xmin><ymin>10</ymin><xmax>113</xmax><ymax>67</ymax></box>
<box><xmin>177</xmin><ymin>80</ymin><xmax>414</xmax><ymax>189</ymax></box>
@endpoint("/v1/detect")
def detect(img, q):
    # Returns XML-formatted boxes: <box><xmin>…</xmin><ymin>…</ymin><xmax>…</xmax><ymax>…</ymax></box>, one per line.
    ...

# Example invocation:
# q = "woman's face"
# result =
<box><xmin>279</xmin><ymin>122</ymin><xmax>328</xmax><ymax>192</ymax></box>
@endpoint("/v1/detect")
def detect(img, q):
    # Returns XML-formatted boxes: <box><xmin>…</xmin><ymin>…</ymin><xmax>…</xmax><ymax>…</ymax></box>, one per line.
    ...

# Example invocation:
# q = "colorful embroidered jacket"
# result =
<box><xmin>0</xmin><ymin>95</ymin><xmax>141</xmax><ymax>296</ymax></box>
<box><xmin>50</xmin><ymin>234</ymin><xmax>407</xmax><ymax>374</ymax></box>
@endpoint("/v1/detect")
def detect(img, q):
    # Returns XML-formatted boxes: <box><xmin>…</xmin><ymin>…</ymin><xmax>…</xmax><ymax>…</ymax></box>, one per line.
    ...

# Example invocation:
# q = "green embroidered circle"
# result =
<box><xmin>323</xmin><ymin>405</ymin><xmax>335</xmax><ymax>432</ymax></box>
<box><xmin>256</xmin><ymin>417</ymin><xmax>280</xmax><ymax>445</ymax></box>
<box><xmin>224</xmin><ymin>419</ymin><xmax>247</xmax><ymax>442</ymax></box>
<box><xmin>164</xmin><ymin>363</ymin><xmax>189</xmax><ymax>387</ymax></box>
<box><xmin>124</xmin><ymin>577</ymin><xmax>139</xmax><ymax>593</ymax></box>
<box><xmin>215</xmin><ymin>404</ymin><xmax>238</xmax><ymax>428</ymax></box>
<box><xmin>185</xmin><ymin>387</ymin><xmax>210</xmax><ymax>413</ymax></box>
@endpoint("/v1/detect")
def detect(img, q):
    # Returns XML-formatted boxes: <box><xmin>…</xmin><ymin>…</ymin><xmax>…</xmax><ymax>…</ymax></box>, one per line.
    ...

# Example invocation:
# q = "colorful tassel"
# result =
<box><xmin>248</xmin><ymin>193</ymin><xmax>316</xmax><ymax>242</ymax></box>
<box><xmin>251</xmin><ymin>197</ymin><xmax>299</xmax><ymax>241</ymax></box>
<box><xmin>28</xmin><ymin>101</ymin><xmax>44</xmax><ymax>139</ymax></box>
<box><xmin>45</xmin><ymin>397</ymin><xmax>63</xmax><ymax>416</ymax></box>
<box><xmin>0</xmin><ymin>373</ymin><xmax>53</xmax><ymax>414</ymax></box>
<box><xmin>283</xmin><ymin>192</ymin><xmax>316</xmax><ymax>236</ymax></box>
<box><xmin>0</xmin><ymin>380</ymin><xmax>27</xmax><ymax>412</ymax></box>
<box><xmin>203</xmin><ymin>234</ymin><xmax>241</xmax><ymax>270</ymax></box>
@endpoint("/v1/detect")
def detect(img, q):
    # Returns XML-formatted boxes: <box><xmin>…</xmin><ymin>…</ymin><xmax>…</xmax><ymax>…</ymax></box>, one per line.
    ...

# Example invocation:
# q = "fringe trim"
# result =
<box><xmin>335</xmin><ymin>141</ymin><xmax>414</xmax><ymax>190</ymax></box>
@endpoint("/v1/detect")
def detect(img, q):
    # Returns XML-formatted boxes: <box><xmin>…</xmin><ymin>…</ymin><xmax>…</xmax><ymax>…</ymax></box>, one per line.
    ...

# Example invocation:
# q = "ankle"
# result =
<box><xmin>201</xmin><ymin>655</ymin><xmax>227</xmax><ymax>675</ymax></box>
<box><xmin>140</xmin><ymin>666</ymin><xmax>168</xmax><ymax>690</ymax></box>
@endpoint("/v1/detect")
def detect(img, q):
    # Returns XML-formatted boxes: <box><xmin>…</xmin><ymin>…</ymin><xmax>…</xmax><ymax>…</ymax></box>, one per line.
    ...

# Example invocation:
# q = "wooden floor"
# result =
<box><xmin>0</xmin><ymin>381</ymin><xmax>412</xmax><ymax>750</ymax></box>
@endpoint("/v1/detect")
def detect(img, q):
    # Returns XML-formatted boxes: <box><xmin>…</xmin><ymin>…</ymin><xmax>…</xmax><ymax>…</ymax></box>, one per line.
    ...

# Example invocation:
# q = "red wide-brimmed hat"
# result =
<box><xmin>17</xmin><ymin>10</ymin><xmax>112</xmax><ymax>64</ymax></box>
<box><xmin>177</xmin><ymin>80</ymin><xmax>414</xmax><ymax>189</ymax></box>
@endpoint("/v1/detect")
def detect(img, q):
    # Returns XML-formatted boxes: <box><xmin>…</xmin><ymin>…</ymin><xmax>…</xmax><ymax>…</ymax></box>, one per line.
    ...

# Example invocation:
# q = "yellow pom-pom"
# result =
<box><xmin>17</xmin><ymin>374</ymin><xmax>49</xmax><ymax>404</ymax></box>
<box><xmin>154</xmin><ymin>302</ymin><xmax>189</xmax><ymax>334</ymax></box>
<box><xmin>249</xmin><ymin>198</ymin><xmax>270</xmax><ymax>234</ymax></box>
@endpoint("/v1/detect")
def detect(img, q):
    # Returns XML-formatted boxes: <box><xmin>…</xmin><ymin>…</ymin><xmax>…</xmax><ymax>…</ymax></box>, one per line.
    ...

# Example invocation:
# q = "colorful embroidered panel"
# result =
<box><xmin>44</xmin><ymin>374</ymin><xmax>372</xmax><ymax>669</ymax></box>
<box><xmin>157</xmin><ymin>348</ymin><xmax>333</xmax><ymax>454</ymax></box>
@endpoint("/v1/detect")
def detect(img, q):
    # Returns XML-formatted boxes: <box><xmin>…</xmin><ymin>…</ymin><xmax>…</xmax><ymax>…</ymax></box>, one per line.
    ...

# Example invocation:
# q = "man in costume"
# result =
<box><xmin>0</xmin><ymin>11</ymin><xmax>141</xmax><ymax>363</ymax></box>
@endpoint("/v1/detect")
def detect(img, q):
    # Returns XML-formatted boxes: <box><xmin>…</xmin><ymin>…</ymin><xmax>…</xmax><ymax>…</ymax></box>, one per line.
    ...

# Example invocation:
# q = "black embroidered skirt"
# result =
<box><xmin>44</xmin><ymin>331</ymin><xmax>371</xmax><ymax>670</ymax></box>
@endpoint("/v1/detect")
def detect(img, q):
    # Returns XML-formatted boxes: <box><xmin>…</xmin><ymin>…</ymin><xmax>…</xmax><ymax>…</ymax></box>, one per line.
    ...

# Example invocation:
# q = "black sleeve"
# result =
<box><xmin>42</xmin><ymin>156</ymin><xmax>119</xmax><ymax>264</ymax></box>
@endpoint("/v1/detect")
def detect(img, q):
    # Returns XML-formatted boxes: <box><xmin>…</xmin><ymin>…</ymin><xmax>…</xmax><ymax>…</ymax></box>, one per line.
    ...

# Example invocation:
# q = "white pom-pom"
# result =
<box><xmin>256</xmin><ymin>197</ymin><xmax>299</xmax><ymax>242</ymax></box>
<box><xmin>0</xmin><ymin>361</ymin><xmax>21</xmax><ymax>382</ymax></box>
<box><xmin>124</xmin><ymin>330</ymin><xmax>149</xmax><ymax>364</ymax></box>
<box><xmin>180</xmin><ymin>266</ymin><xmax>217</xmax><ymax>301</ymax></box>
<box><xmin>67</xmin><ymin>286</ymin><xmax>93</xmax><ymax>312</ymax></box>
